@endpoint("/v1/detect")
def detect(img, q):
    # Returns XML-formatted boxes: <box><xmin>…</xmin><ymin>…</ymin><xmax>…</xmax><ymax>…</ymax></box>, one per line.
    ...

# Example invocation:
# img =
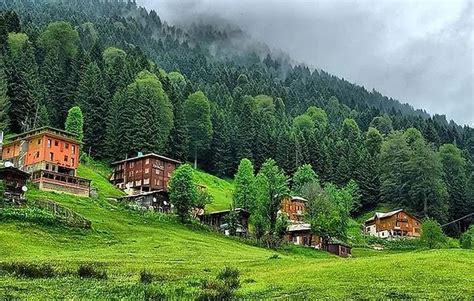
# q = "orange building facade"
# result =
<box><xmin>281</xmin><ymin>195</ymin><xmax>307</xmax><ymax>222</ymax></box>
<box><xmin>1</xmin><ymin>127</ymin><xmax>89</xmax><ymax>196</ymax></box>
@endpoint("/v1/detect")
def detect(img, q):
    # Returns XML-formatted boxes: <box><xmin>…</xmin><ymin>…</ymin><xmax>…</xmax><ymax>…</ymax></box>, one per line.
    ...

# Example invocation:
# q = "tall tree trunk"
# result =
<box><xmin>194</xmin><ymin>150</ymin><xmax>197</xmax><ymax>169</ymax></box>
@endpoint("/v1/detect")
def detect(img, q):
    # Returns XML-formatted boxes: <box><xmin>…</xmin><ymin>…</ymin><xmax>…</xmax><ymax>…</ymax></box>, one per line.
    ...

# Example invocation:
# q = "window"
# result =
<box><xmin>145</xmin><ymin>159</ymin><xmax>149</xmax><ymax>164</ymax></box>
<box><xmin>46</xmin><ymin>164</ymin><xmax>50</xmax><ymax>170</ymax></box>
<box><xmin>49</xmin><ymin>152</ymin><xmax>54</xmax><ymax>161</ymax></box>
<box><xmin>71</xmin><ymin>145</ymin><xmax>76</xmax><ymax>154</ymax></box>
<box><xmin>145</xmin><ymin>168</ymin><xmax>149</xmax><ymax>174</ymax></box>
<box><xmin>54</xmin><ymin>140</ymin><xmax>59</xmax><ymax>146</ymax></box>
<box><xmin>38</xmin><ymin>139</ymin><xmax>41</xmax><ymax>145</ymax></box>
<box><xmin>47</xmin><ymin>139</ymin><xmax>52</xmax><ymax>148</ymax></box>
<box><xmin>65</xmin><ymin>143</ymin><xmax>69</xmax><ymax>149</ymax></box>
<box><xmin>6</xmin><ymin>148</ymin><xmax>10</xmax><ymax>154</ymax></box>
<box><xmin>64</xmin><ymin>155</ymin><xmax>68</xmax><ymax>162</ymax></box>
<box><xmin>71</xmin><ymin>158</ymin><xmax>75</xmax><ymax>166</ymax></box>
<box><xmin>35</xmin><ymin>151</ymin><xmax>40</xmax><ymax>158</ymax></box>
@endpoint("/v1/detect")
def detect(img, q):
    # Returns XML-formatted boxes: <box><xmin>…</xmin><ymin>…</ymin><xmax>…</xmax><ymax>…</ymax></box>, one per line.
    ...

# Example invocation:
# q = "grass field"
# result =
<box><xmin>0</xmin><ymin>162</ymin><xmax>473</xmax><ymax>299</ymax></box>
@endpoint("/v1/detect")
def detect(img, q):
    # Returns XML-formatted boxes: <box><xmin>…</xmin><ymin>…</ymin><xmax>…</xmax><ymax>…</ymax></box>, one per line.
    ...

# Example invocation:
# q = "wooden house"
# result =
<box><xmin>110</xmin><ymin>153</ymin><xmax>180</xmax><ymax>195</ymax></box>
<box><xmin>199</xmin><ymin>208</ymin><xmax>250</xmax><ymax>236</ymax></box>
<box><xmin>285</xmin><ymin>223</ymin><xmax>321</xmax><ymax>248</ymax></box>
<box><xmin>364</xmin><ymin>209</ymin><xmax>422</xmax><ymax>238</ymax></box>
<box><xmin>1</xmin><ymin>127</ymin><xmax>90</xmax><ymax>197</ymax></box>
<box><xmin>280</xmin><ymin>195</ymin><xmax>307</xmax><ymax>222</ymax></box>
<box><xmin>0</xmin><ymin>166</ymin><xmax>30</xmax><ymax>203</ymax></box>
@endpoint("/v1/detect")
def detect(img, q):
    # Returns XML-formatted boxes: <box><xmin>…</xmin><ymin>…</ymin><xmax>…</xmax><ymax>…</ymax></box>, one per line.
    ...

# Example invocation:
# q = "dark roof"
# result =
<box><xmin>327</xmin><ymin>239</ymin><xmax>351</xmax><ymax>248</ymax></box>
<box><xmin>0</xmin><ymin>167</ymin><xmax>30</xmax><ymax>179</ymax></box>
<box><xmin>112</xmin><ymin>153</ymin><xmax>181</xmax><ymax>165</ymax></box>
<box><xmin>205</xmin><ymin>208</ymin><xmax>250</xmax><ymax>217</ymax></box>
<box><xmin>5</xmin><ymin>126</ymin><xmax>80</xmax><ymax>145</ymax></box>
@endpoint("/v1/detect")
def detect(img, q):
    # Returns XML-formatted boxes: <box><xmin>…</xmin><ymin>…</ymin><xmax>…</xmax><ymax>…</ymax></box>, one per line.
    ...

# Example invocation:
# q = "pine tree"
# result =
<box><xmin>36</xmin><ymin>105</ymin><xmax>50</xmax><ymax>128</ymax></box>
<box><xmin>76</xmin><ymin>62</ymin><xmax>108</xmax><ymax>157</ymax></box>
<box><xmin>167</xmin><ymin>88</ymin><xmax>189</xmax><ymax>161</ymax></box>
<box><xmin>0</xmin><ymin>56</ymin><xmax>10</xmax><ymax>132</ymax></box>
<box><xmin>211</xmin><ymin>109</ymin><xmax>234</xmax><ymax>177</ymax></box>
<box><xmin>168</xmin><ymin>163</ymin><xmax>198</xmax><ymax>223</ymax></box>
<box><xmin>233</xmin><ymin>158</ymin><xmax>256</xmax><ymax>212</ymax></box>
<box><xmin>64</xmin><ymin>106</ymin><xmax>84</xmax><ymax>142</ymax></box>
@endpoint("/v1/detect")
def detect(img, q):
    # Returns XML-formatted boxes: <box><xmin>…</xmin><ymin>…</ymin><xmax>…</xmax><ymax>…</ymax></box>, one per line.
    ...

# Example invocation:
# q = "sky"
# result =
<box><xmin>138</xmin><ymin>0</ymin><xmax>474</xmax><ymax>126</ymax></box>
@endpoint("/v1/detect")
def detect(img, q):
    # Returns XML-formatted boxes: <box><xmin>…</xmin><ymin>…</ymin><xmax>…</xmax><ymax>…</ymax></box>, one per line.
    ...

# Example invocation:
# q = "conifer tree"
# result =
<box><xmin>0</xmin><ymin>56</ymin><xmax>10</xmax><ymax>132</ymax></box>
<box><xmin>233</xmin><ymin>158</ymin><xmax>256</xmax><ymax>212</ymax></box>
<box><xmin>184</xmin><ymin>91</ymin><xmax>212</xmax><ymax>168</ymax></box>
<box><xmin>168</xmin><ymin>163</ymin><xmax>198</xmax><ymax>223</ymax></box>
<box><xmin>65</xmin><ymin>106</ymin><xmax>84</xmax><ymax>142</ymax></box>
<box><xmin>36</xmin><ymin>105</ymin><xmax>50</xmax><ymax>128</ymax></box>
<box><xmin>76</xmin><ymin>62</ymin><xmax>108</xmax><ymax>157</ymax></box>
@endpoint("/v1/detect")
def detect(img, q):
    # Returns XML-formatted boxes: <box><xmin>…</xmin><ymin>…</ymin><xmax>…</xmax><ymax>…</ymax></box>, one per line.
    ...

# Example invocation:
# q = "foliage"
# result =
<box><xmin>168</xmin><ymin>164</ymin><xmax>198</xmax><ymax>222</ymax></box>
<box><xmin>139</xmin><ymin>270</ymin><xmax>154</xmax><ymax>284</ymax></box>
<box><xmin>232</xmin><ymin>158</ymin><xmax>256</xmax><ymax>212</ymax></box>
<box><xmin>195</xmin><ymin>188</ymin><xmax>213</xmax><ymax>209</ymax></box>
<box><xmin>254</xmin><ymin>159</ymin><xmax>289</xmax><ymax>235</ymax></box>
<box><xmin>0</xmin><ymin>207</ymin><xmax>58</xmax><ymax>226</ymax></box>
<box><xmin>77</xmin><ymin>264</ymin><xmax>107</xmax><ymax>280</ymax></box>
<box><xmin>199</xmin><ymin>266</ymin><xmax>240</xmax><ymax>300</ymax></box>
<box><xmin>420</xmin><ymin>219</ymin><xmax>447</xmax><ymax>249</ymax></box>
<box><xmin>459</xmin><ymin>232</ymin><xmax>472</xmax><ymax>249</ymax></box>
<box><xmin>292</xmin><ymin>164</ymin><xmax>318</xmax><ymax>195</ymax></box>
<box><xmin>185</xmin><ymin>91</ymin><xmax>212</xmax><ymax>168</ymax></box>
<box><xmin>0</xmin><ymin>262</ymin><xmax>56</xmax><ymax>279</ymax></box>
<box><xmin>223</xmin><ymin>209</ymin><xmax>239</xmax><ymax>236</ymax></box>
<box><xmin>64</xmin><ymin>106</ymin><xmax>84</xmax><ymax>141</ymax></box>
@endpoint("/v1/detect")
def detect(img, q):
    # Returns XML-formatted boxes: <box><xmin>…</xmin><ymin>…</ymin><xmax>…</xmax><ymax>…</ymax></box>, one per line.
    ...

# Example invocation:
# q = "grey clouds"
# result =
<box><xmin>138</xmin><ymin>0</ymin><xmax>474</xmax><ymax>126</ymax></box>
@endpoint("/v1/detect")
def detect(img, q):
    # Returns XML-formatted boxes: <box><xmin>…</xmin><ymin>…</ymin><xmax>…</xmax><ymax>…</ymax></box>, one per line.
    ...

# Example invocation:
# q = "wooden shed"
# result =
<box><xmin>0</xmin><ymin>166</ymin><xmax>30</xmax><ymax>203</ymax></box>
<box><xmin>326</xmin><ymin>240</ymin><xmax>352</xmax><ymax>258</ymax></box>
<box><xmin>200</xmin><ymin>208</ymin><xmax>250</xmax><ymax>236</ymax></box>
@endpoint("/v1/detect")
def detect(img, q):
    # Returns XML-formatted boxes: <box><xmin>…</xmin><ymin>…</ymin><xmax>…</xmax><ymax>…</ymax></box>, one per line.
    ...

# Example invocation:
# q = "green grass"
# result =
<box><xmin>0</xmin><ymin>162</ymin><xmax>473</xmax><ymax>299</ymax></box>
<box><xmin>193</xmin><ymin>169</ymin><xmax>234</xmax><ymax>212</ymax></box>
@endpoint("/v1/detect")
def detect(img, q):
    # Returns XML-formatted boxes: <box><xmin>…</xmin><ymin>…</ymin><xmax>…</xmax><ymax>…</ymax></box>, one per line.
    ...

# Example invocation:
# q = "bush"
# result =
<box><xmin>0</xmin><ymin>207</ymin><xmax>58</xmax><ymax>226</ymax></box>
<box><xmin>198</xmin><ymin>266</ymin><xmax>240</xmax><ymax>300</ymax></box>
<box><xmin>460</xmin><ymin>232</ymin><xmax>472</xmax><ymax>249</ymax></box>
<box><xmin>77</xmin><ymin>264</ymin><xmax>107</xmax><ymax>280</ymax></box>
<box><xmin>0</xmin><ymin>262</ymin><xmax>56</xmax><ymax>278</ymax></box>
<box><xmin>140</xmin><ymin>270</ymin><xmax>154</xmax><ymax>284</ymax></box>
<box><xmin>420</xmin><ymin>218</ymin><xmax>447</xmax><ymax>249</ymax></box>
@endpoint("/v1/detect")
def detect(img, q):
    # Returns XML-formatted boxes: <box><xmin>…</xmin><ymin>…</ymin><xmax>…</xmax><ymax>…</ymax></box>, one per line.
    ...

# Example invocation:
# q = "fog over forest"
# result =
<box><xmin>138</xmin><ymin>0</ymin><xmax>473</xmax><ymax>126</ymax></box>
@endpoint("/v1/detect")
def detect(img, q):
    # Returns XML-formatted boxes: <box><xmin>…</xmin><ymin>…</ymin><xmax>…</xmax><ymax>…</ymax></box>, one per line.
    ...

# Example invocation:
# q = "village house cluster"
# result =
<box><xmin>0</xmin><ymin>128</ymin><xmax>423</xmax><ymax>258</ymax></box>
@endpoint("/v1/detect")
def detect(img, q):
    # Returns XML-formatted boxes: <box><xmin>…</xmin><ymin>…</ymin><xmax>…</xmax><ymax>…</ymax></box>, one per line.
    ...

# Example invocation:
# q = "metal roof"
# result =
<box><xmin>287</xmin><ymin>223</ymin><xmax>311</xmax><ymax>232</ymax></box>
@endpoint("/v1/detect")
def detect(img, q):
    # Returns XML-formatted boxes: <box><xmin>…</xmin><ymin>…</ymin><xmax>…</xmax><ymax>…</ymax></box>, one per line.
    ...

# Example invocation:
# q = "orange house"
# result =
<box><xmin>364</xmin><ymin>209</ymin><xmax>422</xmax><ymax>238</ymax></box>
<box><xmin>281</xmin><ymin>195</ymin><xmax>307</xmax><ymax>222</ymax></box>
<box><xmin>1</xmin><ymin>127</ymin><xmax>90</xmax><ymax>196</ymax></box>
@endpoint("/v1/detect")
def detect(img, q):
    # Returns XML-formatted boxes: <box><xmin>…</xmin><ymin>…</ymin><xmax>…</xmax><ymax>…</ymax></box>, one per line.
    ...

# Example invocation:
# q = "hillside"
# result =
<box><xmin>1</xmin><ymin>163</ymin><xmax>473</xmax><ymax>299</ymax></box>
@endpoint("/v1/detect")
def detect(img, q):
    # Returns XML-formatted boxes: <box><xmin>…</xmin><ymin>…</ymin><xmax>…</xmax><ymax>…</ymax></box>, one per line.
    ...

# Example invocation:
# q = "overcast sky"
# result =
<box><xmin>138</xmin><ymin>0</ymin><xmax>473</xmax><ymax>126</ymax></box>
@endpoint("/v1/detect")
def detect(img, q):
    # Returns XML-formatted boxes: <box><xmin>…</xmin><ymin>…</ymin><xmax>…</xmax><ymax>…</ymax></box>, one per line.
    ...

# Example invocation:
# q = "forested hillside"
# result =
<box><xmin>0</xmin><ymin>0</ymin><xmax>473</xmax><ymax>234</ymax></box>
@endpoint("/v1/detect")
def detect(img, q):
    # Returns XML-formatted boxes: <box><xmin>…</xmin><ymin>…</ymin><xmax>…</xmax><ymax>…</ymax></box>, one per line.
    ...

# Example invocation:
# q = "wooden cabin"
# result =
<box><xmin>280</xmin><ymin>195</ymin><xmax>307</xmax><ymax>222</ymax></box>
<box><xmin>285</xmin><ymin>223</ymin><xmax>321</xmax><ymax>248</ymax></box>
<box><xmin>364</xmin><ymin>209</ymin><xmax>421</xmax><ymax>238</ymax></box>
<box><xmin>326</xmin><ymin>240</ymin><xmax>352</xmax><ymax>257</ymax></box>
<box><xmin>111</xmin><ymin>153</ymin><xmax>180</xmax><ymax>195</ymax></box>
<box><xmin>0</xmin><ymin>166</ymin><xmax>30</xmax><ymax>203</ymax></box>
<box><xmin>200</xmin><ymin>208</ymin><xmax>250</xmax><ymax>236</ymax></box>
<box><xmin>1</xmin><ymin>127</ymin><xmax>90</xmax><ymax>197</ymax></box>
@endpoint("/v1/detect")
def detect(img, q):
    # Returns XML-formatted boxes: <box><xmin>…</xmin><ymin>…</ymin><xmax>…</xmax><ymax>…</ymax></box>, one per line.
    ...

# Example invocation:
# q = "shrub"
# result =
<box><xmin>0</xmin><ymin>262</ymin><xmax>56</xmax><ymax>278</ymax></box>
<box><xmin>140</xmin><ymin>270</ymin><xmax>154</xmax><ymax>284</ymax></box>
<box><xmin>420</xmin><ymin>218</ymin><xmax>447</xmax><ymax>249</ymax></box>
<box><xmin>0</xmin><ymin>207</ymin><xmax>58</xmax><ymax>226</ymax></box>
<box><xmin>460</xmin><ymin>232</ymin><xmax>472</xmax><ymax>249</ymax></box>
<box><xmin>198</xmin><ymin>267</ymin><xmax>240</xmax><ymax>300</ymax></box>
<box><xmin>268</xmin><ymin>253</ymin><xmax>280</xmax><ymax>260</ymax></box>
<box><xmin>77</xmin><ymin>264</ymin><xmax>107</xmax><ymax>280</ymax></box>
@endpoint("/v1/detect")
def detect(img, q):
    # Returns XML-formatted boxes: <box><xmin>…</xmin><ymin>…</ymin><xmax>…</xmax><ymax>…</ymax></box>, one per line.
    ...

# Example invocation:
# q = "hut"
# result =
<box><xmin>200</xmin><ymin>208</ymin><xmax>250</xmax><ymax>236</ymax></box>
<box><xmin>0</xmin><ymin>166</ymin><xmax>30</xmax><ymax>203</ymax></box>
<box><xmin>326</xmin><ymin>240</ymin><xmax>352</xmax><ymax>258</ymax></box>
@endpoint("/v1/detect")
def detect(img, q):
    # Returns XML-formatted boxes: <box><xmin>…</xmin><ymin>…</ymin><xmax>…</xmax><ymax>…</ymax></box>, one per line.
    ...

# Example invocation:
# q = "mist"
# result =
<box><xmin>137</xmin><ymin>0</ymin><xmax>473</xmax><ymax>126</ymax></box>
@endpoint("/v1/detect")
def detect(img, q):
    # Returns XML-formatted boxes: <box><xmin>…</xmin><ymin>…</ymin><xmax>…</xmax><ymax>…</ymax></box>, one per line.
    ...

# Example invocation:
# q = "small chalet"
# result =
<box><xmin>326</xmin><ymin>240</ymin><xmax>352</xmax><ymax>258</ymax></box>
<box><xmin>0</xmin><ymin>166</ymin><xmax>30</xmax><ymax>203</ymax></box>
<box><xmin>1</xmin><ymin>127</ymin><xmax>90</xmax><ymax>197</ymax></box>
<box><xmin>285</xmin><ymin>223</ymin><xmax>321</xmax><ymax>248</ymax></box>
<box><xmin>199</xmin><ymin>208</ymin><xmax>250</xmax><ymax>236</ymax></box>
<box><xmin>281</xmin><ymin>195</ymin><xmax>307</xmax><ymax>222</ymax></box>
<box><xmin>364</xmin><ymin>209</ymin><xmax>422</xmax><ymax>238</ymax></box>
<box><xmin>110</xmin><ymin>153</ymin><xmax>180</xmax><ymax>195</ymax></box>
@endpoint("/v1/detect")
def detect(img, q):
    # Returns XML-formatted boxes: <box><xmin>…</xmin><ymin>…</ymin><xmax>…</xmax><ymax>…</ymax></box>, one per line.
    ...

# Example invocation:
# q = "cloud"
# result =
<box><xmin>138</xmin><ymin>0</ymin><xmax>473</xmax><ymax>125</ymax></box>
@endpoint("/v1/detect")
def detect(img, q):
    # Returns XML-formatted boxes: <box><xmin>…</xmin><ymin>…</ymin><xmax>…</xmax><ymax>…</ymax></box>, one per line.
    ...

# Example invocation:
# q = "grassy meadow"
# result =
<box><xmin>0</xmin><ymin>162</ymin><xmax>473</xmax><ymax>299</ymax></box>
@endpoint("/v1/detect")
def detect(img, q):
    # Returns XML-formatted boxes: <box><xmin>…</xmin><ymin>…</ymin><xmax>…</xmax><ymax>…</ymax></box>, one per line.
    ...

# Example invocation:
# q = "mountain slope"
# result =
<box><xmin>0</xmin><ymin>162</ymin><xmax>473</xmax><ymax>299</ymax></box>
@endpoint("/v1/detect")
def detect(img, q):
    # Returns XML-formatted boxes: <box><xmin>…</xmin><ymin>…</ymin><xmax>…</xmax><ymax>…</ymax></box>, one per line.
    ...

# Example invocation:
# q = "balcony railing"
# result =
<box><xmin>31</xmin><ymin>170</ymin><xmax>90</xmax><ymax>190</ymax></box>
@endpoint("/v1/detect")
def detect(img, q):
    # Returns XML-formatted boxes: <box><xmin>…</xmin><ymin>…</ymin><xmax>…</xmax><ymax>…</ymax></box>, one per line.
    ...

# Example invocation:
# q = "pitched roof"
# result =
<box><xmin>287</xmin><ymin>223</ymin><xmax>311</xmax><ymax>232</ymax></box>
<box><xmin>365</xmin><ymin>209</ymin><xmax>422</xmax><ymax>223</ymax></box>
<box><xmin>112</xmin><ymin>153</ymin><xmax>181</xmax><ymax>165</ymax></box>
<box><xmin>205</xmin><ymin>208</ymin><xmax>250</xmax><ymax>216</ymax></box>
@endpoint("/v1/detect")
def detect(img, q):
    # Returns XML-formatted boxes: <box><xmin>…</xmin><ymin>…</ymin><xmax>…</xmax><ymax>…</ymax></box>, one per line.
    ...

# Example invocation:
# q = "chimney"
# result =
<box><xmin>137</xmin><ymin>151</ymin><xmax>143</xmax><ymax>157</ymax></box>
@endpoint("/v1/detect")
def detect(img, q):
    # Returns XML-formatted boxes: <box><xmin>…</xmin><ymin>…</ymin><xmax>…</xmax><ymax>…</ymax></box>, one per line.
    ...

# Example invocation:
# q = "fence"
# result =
<box><xmin>30</xmin><ymin>199</ymin><xmax>92</xmax><ymax>229</ymax></box>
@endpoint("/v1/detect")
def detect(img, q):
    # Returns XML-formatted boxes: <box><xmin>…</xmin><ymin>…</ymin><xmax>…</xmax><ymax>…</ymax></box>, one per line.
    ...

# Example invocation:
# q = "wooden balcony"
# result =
<box><xmin>31</xmin><ymin>170</ymin><xmax>91</xmax><ymax>197</ymax></box>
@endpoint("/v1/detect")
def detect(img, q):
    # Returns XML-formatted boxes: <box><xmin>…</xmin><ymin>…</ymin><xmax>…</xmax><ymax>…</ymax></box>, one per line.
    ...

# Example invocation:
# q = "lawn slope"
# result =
<box><xmin>0</xmin><ymin>162</ymin><xmax>473</xmax><ymax>299</ymax></box>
